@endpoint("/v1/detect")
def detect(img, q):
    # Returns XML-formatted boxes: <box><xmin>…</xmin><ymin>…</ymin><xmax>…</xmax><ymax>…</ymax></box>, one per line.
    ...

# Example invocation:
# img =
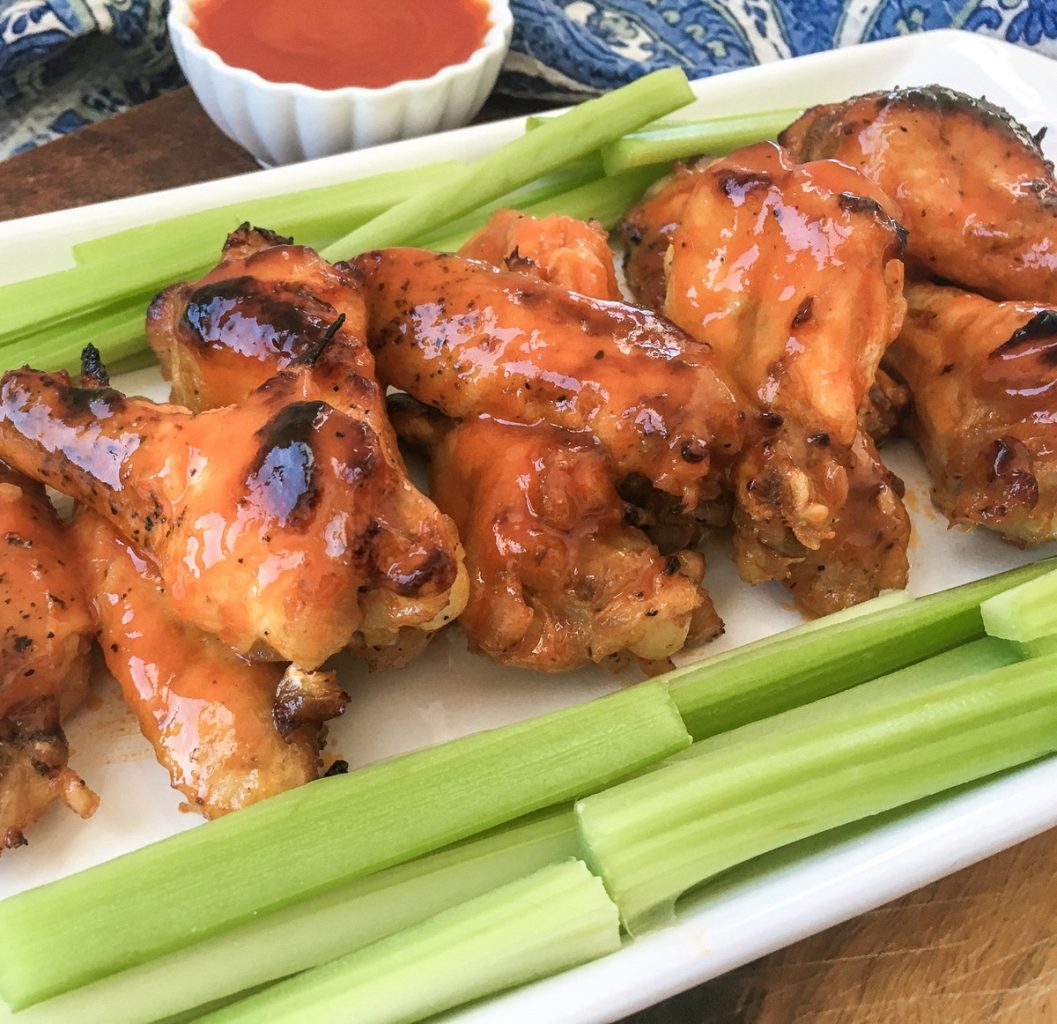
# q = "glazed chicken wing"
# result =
<box><xmin>1</xmin><ymin>463</ymin><xmax>96</xmax><ymax>851</ymax></box>
<box><xmin>145</xmin><ymin>226</ymin><xmax>467</xmax><ymax>668</ymax></box>
<box><xmin>71</xmin><ymin>510</ymin><xmax>344</xmax><ymax>817</ymax></box>
<box><xmin>780</xmin><ymin>86</ymin><xmax>1057</xmax><ymax>304</ymax></box>
<box><xmin>458</xmin><ymin>210</ymin><xmax>623</xmax><ymax>300</ymax></box>
<box><xmin>887</xmin><ymin>279</ymin><xmax>1057</xmax><ymax>543</ymax></box>
<box><xmin>0</xmin><ymin>348</ymin><xmax>460</xmax><ymax>670</ymax></box>
<box><xmin>391</xmin><ymin>400</ymin><xmax>721</xmax><ymax>670</ymax></box>
<box><xmin>352</xmin><ymin>248</ymin><xmax>745</xmax><ymax>511</ymax></box>
<box><xmin>663</xmin><ymin>142</ymin><xmax>910</xmax><ymax>613</ymax></box>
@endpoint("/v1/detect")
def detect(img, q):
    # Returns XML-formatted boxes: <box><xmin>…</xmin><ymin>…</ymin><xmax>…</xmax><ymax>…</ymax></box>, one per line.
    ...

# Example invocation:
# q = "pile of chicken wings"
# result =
<box><xmin>4</xmin><ymin>84</ymin><xmax>1056</xmax><ymax>850</ymax></box>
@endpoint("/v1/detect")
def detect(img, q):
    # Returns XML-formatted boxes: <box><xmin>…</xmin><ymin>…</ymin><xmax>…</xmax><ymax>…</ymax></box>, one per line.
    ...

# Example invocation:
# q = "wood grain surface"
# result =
<box><xmin>2</xmin><ymin>87</ymin><xmax>1055</xmax><ymax>1024</ymax></box>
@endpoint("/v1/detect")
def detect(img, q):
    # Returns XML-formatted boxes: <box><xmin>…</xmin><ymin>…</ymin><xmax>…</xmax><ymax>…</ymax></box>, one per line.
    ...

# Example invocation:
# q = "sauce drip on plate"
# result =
<box><xmin>191</xmin><ymin>0</ymin><xmax>492</xmax><ymax>90</ymax></box>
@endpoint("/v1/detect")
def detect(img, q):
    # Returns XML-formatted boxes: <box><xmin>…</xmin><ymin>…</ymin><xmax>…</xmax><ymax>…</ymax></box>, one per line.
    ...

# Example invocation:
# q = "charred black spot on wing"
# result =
<box><xmin>990</xmin><ymin>309</ymin><xmax>1057</xmax><ymax>362</ymax></box>
<box><xmin>247</xmin><ymin>401</ymin><xmax>327</xmax><ymax>527</ymax></box>
<box><xmin>223</xmin><ymin>223</ymin><xmax>294</xmax><ymax>254</ymax></box>
<box><xmin>291</xmin><ymin>313</ymin><xmax>346</xmax><ymax>368</ymax></box>
<box><xmin>715</xmin><ymin>168</ymin><xmax>773</xmax><ymax>204</ymax></box>
<box><xmin>837</xmin><ymin>193</ymin><xmax>908</xmax><ymax>251</ymax></box>
<box><xmin>791</xmin><ymin>297</ymin><xmax>814</xmax><ymax>330</ymax></box>
<box><xmin>986</xmin><ymin>436</ymin><xmax>1039</xmax><ymax>511</ymax></box>
<box><xmin>79</xmin><ymin>344</ymin><xmax>110</xmax><ymax>389</ymax></box>
<box><xmin>384</xmin><ymin>546</ymin><xmax>457</xmax><ymax>598</ymax></box>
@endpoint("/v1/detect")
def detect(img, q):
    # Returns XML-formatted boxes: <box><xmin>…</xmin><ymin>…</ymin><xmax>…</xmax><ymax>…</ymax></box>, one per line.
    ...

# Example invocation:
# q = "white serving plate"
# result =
<box><xmin>2</xmin><ymin>29</ymin><xmax>1057</xmax><ymax>1023</ymax></box>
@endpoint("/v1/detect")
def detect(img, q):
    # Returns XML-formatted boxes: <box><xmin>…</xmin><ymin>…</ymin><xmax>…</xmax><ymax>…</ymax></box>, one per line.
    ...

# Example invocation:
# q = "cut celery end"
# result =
<box><xmin>980</xmin><ymin>566</ymin><xmax>1057</xmax><ymax>642</ymax></box>
<box><xmin>668</xmin><ymin>559</ymin><xmax>1057</xmax><ymax>741</ymax></box>
<box><xmin>0</xmin><ymin>681</ymin><xmax>686</xmax><ymax>1009</ymax></box>
<box><xmin>321</xmin><ymin>67</ymin><xmax>695</xmax><ymax>259</ymax></box>
<box><xmin>196</xmin><ymin>860</ymin><xmax>620</xmax><ymax>1024</ymax></box>
<box><xmin>0</xmin><ymin>809</ymin><xmax>577</xmax><ymax>1024</ymax></box>
<box><xmin>580</xmin><ymin>652</ymin><xmax>1057</xmax><ymax>932</ymax></box>
<box><xmin>1015</xmin><ymin>633</ymin><xmax>1057</xmax><ymax>659</ymax></box>
<box><xmin>600</xmin><ymin>108</ymin><xmax>804</xmax><ymax>174</ymax></box>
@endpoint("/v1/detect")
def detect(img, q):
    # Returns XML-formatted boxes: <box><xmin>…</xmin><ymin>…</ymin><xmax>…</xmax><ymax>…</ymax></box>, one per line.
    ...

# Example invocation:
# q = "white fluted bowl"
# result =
<box><xmin>168</xmin><ymin>0</ymin><xmax>513</xmax><ymax>166</ymax></box>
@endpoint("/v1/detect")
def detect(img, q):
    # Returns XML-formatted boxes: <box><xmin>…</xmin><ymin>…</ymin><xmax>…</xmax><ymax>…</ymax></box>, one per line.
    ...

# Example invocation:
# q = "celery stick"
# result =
<box><xmin>579</xmin><ymin>652</ymin><xmax>1057</xmax><ymax>932</ymax></box>
<box><xmin>1015</xmin><ymin>633</ymin><xmax>1057</xmax><ymax>659</ymax></box>
<box><xmin>980</xmin><ymin>566</ymin><xmax>1057</xmax><ymax>642</ymax></box>
<box><xmin>196</xmin><ymin>860</ymin><xmax>620</xmax><ymax>1024</ymax></box>
<box><xmin>0</xmin><ymin>809</ymin><xmax>577</xmax><ymax>1024</ymax></box>
<box><xmin>321</xmin><ymin>67</ymin><xmax>695</xmax><ymax>259</ymax></box>
<box><xmin>0</xmin><ymin>681</ymin><xmax>687</xmax><ymax>1009</ymax></box>
<box><xmin>422</xmin><ymin>166</ymin><xmax>667</xmax><ymax>254</ymax></box>
<box><xmin>600</xmin><ymin>108</ymin><xmax>804</xmax><ymax>174</ymax></box>
<box><xmin>0</xmin><ymin>163</ymin><xmax>459</xmax><ymax>345</ymax></box>
<box><xmin>668</xmin><ymin>559</ymin><xmax>1056</xmax><ymax>741</ymax></box>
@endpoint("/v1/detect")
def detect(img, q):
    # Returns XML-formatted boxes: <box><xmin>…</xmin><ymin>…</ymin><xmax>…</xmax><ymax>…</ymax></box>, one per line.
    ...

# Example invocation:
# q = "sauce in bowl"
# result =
<box><xmin>190</xmin><ymin>0</ymin><xmax>492</xmax><ymax>91</ymax></box>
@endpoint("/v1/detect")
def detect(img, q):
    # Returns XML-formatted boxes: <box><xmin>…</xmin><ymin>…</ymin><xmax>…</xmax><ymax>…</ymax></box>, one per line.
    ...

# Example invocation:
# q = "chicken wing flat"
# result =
<box><xmin>70</xmin><ymin>511</ymin><xmax>341</xmax><ymax>817</ymax></box>
<box><xmin>352</xmin><ymin>247</ymin><xmax>746</xmax><ymax>511</ymax></box>
<box><xmin>0</xmin><ymin>350</ymin><xmax>460</xmax><ymax>670</ymax></box>
<box><xmin>1</xmin><ymin>463</ymin><xmax>96</xmax><ymax>851</ymax></box>
<box><xmin>663</xmin><ymin>141</ymin><xmax>910</xmax><ymax>613</ymax></box>
<box><xmin>888</xmin><ymin>279</ymin><xmax>1057</xmax><ymax>543</ymax></box>
<box><xmin>145</xmin><ymin>225</ymin><xmax>467</xmax><ymax>668</ymax></box>
<box><xmin>458</xmin><ymin>210</ymin><xmax>622</xmax><ymax>300</ymax></box>
<box><xmin>390</xmin><ymin>400</ymin><xmax>720</xmax><ymax>671</ymax></box>
<box><xmin>780</xmin><ymin>86</ymin><xmax>1057</xmax><ymax>303</ymax></box>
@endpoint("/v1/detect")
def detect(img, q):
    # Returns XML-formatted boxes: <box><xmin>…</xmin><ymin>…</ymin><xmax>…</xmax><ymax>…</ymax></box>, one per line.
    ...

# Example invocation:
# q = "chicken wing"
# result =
<box><xmin>780</xmin><ymin>85</ymin><xmax>1057</xmax><ymax>304</ymax></box>
<box><xmin>887</xmin><ymin>279</ymin><xmax>1057</xmax><ymax>543</ymax></box>
<box><xmin>352</xmin><ymin>247</ymin><xmax>746</xmax><ymax>511</ymax></box>
<box><xmin>391</xmin><ymin>400</ymin><xmax>720</xmax><ymax>670</ymax></box>
<box><xmin>458</xmin><ymin>210</ymin><xmax>622</xmax><ymax>299</ymax></box>
<box><xmin>1</xmin><ymin>462</ymin><xmax>96</xmax><ymax>851</ymax></box>
<box><xmin>69</xmin><ymin>510</ymin><xmax>341</xmax><ymax>817</ymax></box>
<box><xmin>0</xmin><ymin>347</ymin><xmax>460</xmax><ymax>670</ymax></box>
<box><xmin>663</xmin><ymin>141</ymin><xmax>910</xmax><ymax>613</ymax></box>
<box><xmin>145</xmin><ymin>226</ymin><xmax>467</xmax><ymax>668</ymax></box>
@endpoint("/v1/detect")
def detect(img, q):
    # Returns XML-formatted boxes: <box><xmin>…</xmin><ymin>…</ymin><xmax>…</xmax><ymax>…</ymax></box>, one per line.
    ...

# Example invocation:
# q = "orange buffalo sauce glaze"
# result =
<box><xmin>191</xmin><ymin>0</ymin><xmax>492</xmax><ymax>90</ymax></box>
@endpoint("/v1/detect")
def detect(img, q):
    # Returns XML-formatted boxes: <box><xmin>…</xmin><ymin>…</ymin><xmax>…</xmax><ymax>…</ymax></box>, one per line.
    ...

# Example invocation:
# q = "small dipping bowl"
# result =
<box><xmin>168</xmin><ymin>0</ymin><xmax>514</xmax><ymax>166</ymax></box>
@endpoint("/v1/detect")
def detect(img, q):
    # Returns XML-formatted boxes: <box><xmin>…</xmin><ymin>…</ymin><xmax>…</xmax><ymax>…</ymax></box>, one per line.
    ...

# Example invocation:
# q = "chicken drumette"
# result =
<box><xmin>661</xmin><ymin>141</ymin><xmax>911</xmax><ymax>613</ymax></box>
<box><xmin>1</xmin><ymin>462</ymin><xmax>96</xmax><ymax>852</ymax></box>
<box><xmin>780</xmin><ymin>85</ymin><xmax>1057</xmax><ymax>304</ymax></box>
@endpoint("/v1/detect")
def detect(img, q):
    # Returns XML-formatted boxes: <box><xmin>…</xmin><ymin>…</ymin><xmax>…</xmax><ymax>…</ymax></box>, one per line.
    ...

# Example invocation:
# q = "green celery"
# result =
<box><xmin>0</xmin><ymin>809</ymin><xmax>577</xmax><ymax>1024</ymax></box>
<box><xmin>980</xmin><ymin>566</ymin><xmax>1057</xmax><ymax>642</ymax></box>
<box><xmin>320</xmin><ymin>67</ymin><xmax>695</xmax><ymax>259</ymax></box>
<box><xmin>0</xmin><ymin>681</ymin><xmax>687</xmax><ymax>1009</ymax></box>
<box><xmin>422</xmin><ymin>165</ymin><xmax>667</xmax><ymax>254</ymax></box>
<box><xmin>669</xmin><ymin>559</ymin><xmax>1057</xmax><ymax>740</ymax></box>
<box><xmin>600</xmin><ymin>108</ymin><xmax>803</xmax><ymax>174</ymax></box>
<box><xmin>196</xmin><ymin>860</ymin><xmax>619</xmax><ymax>1024</ymax></box>
<box><xmin>0</xmin><ymin>162</ymin><xmax>459</xmax><ymax>345</ymax></box>
<box><xmin>1015</xmin><ymin>634</ymin><xmax>1057</xmax><ymax>659</ymax></box>
<box><xmin>579</xmin><ymin>650</ymin><xmax>1057</xmax><ymax>932</ymax></box>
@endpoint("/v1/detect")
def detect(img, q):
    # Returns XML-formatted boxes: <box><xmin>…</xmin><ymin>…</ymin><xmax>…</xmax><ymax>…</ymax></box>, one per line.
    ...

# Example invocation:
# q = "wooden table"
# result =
<box><xmin>3</xmin><ymin>87</ymin><xmax>1056</xmax><ymax>1024</ymax></box>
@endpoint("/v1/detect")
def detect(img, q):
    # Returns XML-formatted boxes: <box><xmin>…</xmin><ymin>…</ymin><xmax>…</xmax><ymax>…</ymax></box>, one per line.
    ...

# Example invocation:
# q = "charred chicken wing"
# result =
<box><xmin>71</xmin><ymin>510</ymin><xmax>343</xmax><ymax>817</ymax></box>
<box><xmin>780</xmin><ymin>86</ymin><xmax>1057</xmax><ymax>304</ymax></box>
<box><xmin>0</xmin><ymin>349</ymin><xmax>461</xmax><ymax>670</ymax></box>
<box><xmin>663</xmin><ymin>141</ymin><xmax>910</xmax><ymax>613</ymax></box>
<box><xmin>352</xmin><ymin>248</ymin><xmax>746</xmax><ymax>511</ymax></box>
<box><xmin>1</xmin><ymin>463</ymin><xmax>96</xmax><ymax>851</ymax></box>
<box><xmin>888</xmin><ymin>279</ymin><xmax>1057</xmax><ymax>543</ymax></box>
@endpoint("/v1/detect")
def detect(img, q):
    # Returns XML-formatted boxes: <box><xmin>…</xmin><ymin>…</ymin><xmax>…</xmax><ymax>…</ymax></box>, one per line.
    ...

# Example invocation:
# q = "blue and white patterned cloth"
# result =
<box><xmin>2</xmin><ymin>0</ymin><xmax>1057</xmax><ymax>159</ymax></box>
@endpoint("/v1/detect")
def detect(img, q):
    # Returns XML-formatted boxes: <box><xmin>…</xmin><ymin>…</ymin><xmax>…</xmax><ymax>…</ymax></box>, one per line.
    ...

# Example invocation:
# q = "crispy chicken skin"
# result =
<box><xmin>0</xmin><ymin>462</ymin><xmax>96</xmax><ymax>851</ymax></box>
<box><xmin>391</xmin><ymin>400</ymin><xmax>721</xmax><ymax>671</ymax></box>
<box><xmin>663</xmin><ymin>142</ymin><xmax>910</xmax><ymax>613</ymax></box>
<box><xmin>458</xmin><ymin>210</ymin><xmax>623</xmax><ymax>300</ymax></box>
<box><xmin>0</xmin><ymin>352</ymin><xmax>460</xmax><ymax>670</ymax></box>
<box><xmin>780</xmin><ymin>86</ymin><xmax>1057</xmax><ymax>304</ymax></box>
<box><xmin>352</xmin><ymin>247</ymin><xmax>746</xmax><ymax>511</ymax></box>
<box><xmin>70</xmin><ymin>511</ymin><xmax>340</xmax><ymax>817</ymax></box>
<box><xmin>145</xmin><ymin>226</ymin><xmax>468</xmax><ymax>668</ymax></box>
<box><xmin>888</xmin><ymin>280</ymin><xmax>1057</xmax><ymax>543</ymax></box>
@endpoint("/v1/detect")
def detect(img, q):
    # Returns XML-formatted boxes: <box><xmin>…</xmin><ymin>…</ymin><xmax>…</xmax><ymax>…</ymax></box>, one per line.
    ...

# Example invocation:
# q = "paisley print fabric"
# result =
<box><xmin>1</xmin><ymin>0</ymin><xmax>1056</xmax><ymax>159</ymax></box>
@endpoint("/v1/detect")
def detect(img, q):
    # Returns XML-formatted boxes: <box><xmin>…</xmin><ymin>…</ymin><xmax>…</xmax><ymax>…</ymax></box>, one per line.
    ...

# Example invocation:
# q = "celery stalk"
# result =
<box><xmin>1015</xmin><ymin>634</ymin><xmax>1057</xmax><ymax>659</ymax></box>
<box><xmin>196</xmin><ymin>860</ymin><xmax>620</xmax><ymax>1024</ymax></box>
<box><xmin>0</xmin><ymin>681</ymin><xmax>687</xmax><ymax>1009</ymax></box>
<box><xmin>669</xmin><ymin>559</ymin><xmax>1056</xmax><ymax>740</ymax></box>
<box><xmin>980</xmin><ymin>566</ymin><xmax>1057</xmax><ymax>642</ymax></box>
<box><xmin>579</xmin><ymin>651</ymin><xmax>1057</xmax><ymax>932</ymax></box>
<box><xmin>320</xmin><ymin>67</ymin><xmax>695</xmax><ymax>259</ymax></box>
<box><xmin>600</xmin><ymin>108</ymin><xmax>804</xmax><ymax>174</ymax></box>
<box><xmin>0</xmin><ymin>809</ymin><xmax>577</xmax><ymax>1024</ymax></box>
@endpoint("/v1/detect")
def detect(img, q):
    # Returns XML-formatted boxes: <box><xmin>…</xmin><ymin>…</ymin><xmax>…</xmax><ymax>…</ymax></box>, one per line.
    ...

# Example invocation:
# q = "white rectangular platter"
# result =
<box><xmin>2</xmin><ymin>29</ymin><xmax>1057</xmax><ymax>1024</ymax></box>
